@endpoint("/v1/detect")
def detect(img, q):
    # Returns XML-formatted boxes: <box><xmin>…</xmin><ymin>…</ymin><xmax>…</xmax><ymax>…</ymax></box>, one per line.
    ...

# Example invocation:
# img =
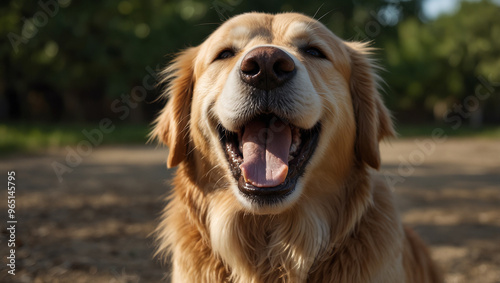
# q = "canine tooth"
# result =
<box><xmin>288</xmin><ymin>155</ymin><xmax>294</xmax><ymax>161</ymax></box>
<box><xmin>290</xmin><ymin>144</ymin><xmax>297</xmax><ymax>154</ymax></box>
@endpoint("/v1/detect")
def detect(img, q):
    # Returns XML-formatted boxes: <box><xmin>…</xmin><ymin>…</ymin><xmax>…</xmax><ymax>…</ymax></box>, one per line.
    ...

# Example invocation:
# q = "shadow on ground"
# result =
<box><xmin>0</xmin><ymin>146</ymin><xmax>173</xmax><ymax>282</ymax></box>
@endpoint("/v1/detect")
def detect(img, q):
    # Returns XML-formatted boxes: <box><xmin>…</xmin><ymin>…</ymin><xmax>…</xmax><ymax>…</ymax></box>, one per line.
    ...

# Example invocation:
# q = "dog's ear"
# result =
<box><xmin>345</xmin><ymin>42</ymin><xmax>395</xmax><ymax>169</ymax></box>
<box><xmin>150</xmin><ymin>47</ymin><xmax>199</xmax><ymax>168</ymax></box>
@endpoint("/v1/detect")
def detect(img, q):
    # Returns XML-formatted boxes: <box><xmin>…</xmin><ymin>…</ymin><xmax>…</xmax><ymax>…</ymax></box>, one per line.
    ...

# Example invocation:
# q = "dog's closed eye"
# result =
<box><xmin>215</xmin><ymin>49</ymin><xmax>236</xmax><ymax>61</ymax></box>
<box><xmin>302</xmin><ymin>46</ymin><xmax>326</xmax><ymax>58</ymax></box>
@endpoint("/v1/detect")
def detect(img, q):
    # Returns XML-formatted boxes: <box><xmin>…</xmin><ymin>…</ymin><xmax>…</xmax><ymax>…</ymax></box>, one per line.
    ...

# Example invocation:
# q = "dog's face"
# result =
<box><xmin>152</xmin><ymin>13</ymin><xmax>394</xmax><ymax>214</ymax></box>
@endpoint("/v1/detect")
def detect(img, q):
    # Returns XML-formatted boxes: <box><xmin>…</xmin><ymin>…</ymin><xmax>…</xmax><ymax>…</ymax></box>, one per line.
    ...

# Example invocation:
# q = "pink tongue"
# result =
<box><xmin>239</xmin><ymin>118</ymin><xmax>291</xmax><ymax>187</ymax></box>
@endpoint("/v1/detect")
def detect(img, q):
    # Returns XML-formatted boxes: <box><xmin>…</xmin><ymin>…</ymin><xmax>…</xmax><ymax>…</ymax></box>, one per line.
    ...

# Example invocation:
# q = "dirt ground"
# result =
<box><xmin>1</xmin><ymin>138</ymin><xmax>499</xmax><ymax>283</ymax></box>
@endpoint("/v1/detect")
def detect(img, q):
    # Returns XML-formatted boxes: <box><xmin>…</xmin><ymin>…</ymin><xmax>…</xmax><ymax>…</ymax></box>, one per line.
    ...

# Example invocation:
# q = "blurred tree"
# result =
<box><xmin>12</xmin><ymin>0</ymin><xmax>500</xmax><ymax>127</ymax></box>
<box><xmin>3</xmin><ymin>0</ymin><xmax>410</xmax><ymax>122</ymax></box>
<box><xmin>384</xmin><ymin>0</ymin><xmax>500</xmax><ymax>125</ymax></box>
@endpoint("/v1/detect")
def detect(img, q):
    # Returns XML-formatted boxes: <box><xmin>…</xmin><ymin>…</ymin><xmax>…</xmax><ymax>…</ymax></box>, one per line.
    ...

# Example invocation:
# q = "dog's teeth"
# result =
<box><xmin>291</xmin><ymin>129</ymin><xmax>301</xmax><ymax>152</ymax></box>
<box><xmin>288</xmin><ymin>155</ymin><xmax>294</xmax><ymax>161</ymax></box>
<box><xmin>289</xmin><ymin>130</ymin><xmax>301</xmax><ymax>154</ymax></box>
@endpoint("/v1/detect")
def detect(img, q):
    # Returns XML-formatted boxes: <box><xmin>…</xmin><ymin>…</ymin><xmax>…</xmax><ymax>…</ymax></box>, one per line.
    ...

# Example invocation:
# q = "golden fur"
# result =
<box><xmin>151</xmin><ymin>12</ymin><xmax>442</xmax><ymax>283</ymax></box>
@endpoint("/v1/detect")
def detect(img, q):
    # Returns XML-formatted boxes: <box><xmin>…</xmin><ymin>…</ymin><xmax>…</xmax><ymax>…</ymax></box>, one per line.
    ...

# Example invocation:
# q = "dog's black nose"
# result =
<box><xmin>240</xmin><ymin>46</ymin><xmax>296</xmax><ymax>91</ymax></box>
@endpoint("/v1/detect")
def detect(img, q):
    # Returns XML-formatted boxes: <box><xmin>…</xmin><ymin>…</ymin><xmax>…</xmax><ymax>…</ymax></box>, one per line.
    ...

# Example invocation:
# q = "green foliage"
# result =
<box><xmin>1</xmin><ymin>122</ymin><xmax>497</xmax><ymax>156</ymax></box>
<box><xmin>2</xmin><ymin>0</ymin><xmax>187</xmax><ymax>98</ymax></box>
<box><xmin>0</xmin><ymin>122</ymin><xmax>150</xmax><ymax>155</ymax></box>
<box><xmin>396</xmin><ymin>124</ymin><xmax>500</xmax><ymax>138</ymax></box>
<box><xmin>0</xmin><ymin>0</ymin><xmax>410</xmax><ymax>100</ymax></box>
<box><xmin>1</xmin><ymin>0</ymin><xmax>498</xmax><ymax>125</ymax></box>
<box><xmin>383</xmin><ymin>0</ymin><xmax>500</xmax><ymax>116</ymax></box>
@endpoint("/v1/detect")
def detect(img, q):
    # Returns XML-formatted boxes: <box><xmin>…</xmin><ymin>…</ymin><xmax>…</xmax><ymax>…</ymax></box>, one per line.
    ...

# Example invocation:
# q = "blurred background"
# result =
<box><xmin>1</xmin><ymin>0</ymin><xmax>500</xmax><ymax>150</ymax></box>
<box><xmin>0</xmin><ymin>0</ymin><xmax>499</xmax><ymax>282</ymax></box>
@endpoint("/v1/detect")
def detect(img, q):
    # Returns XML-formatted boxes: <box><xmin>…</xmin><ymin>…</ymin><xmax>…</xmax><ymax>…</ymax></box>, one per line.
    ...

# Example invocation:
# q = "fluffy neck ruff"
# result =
<box><xmin>157</xmin><ymin>160</ymin><xmax>374</xmax><ymax>282</ymax></box>
<box><xmin>209</xmin><ymin>198</ymin><xmax>331</xmax><ymax>282</ymax></box>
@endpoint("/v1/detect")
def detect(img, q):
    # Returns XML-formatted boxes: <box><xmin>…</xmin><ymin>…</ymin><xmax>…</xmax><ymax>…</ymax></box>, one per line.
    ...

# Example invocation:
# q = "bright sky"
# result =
<box><xmin>423</xmin><ymin>0</ymin><xmax>500</xmax><ymax>19</ymax></box>
<box><xmin>422</xmin><ymin>0</ymin><xmax>458</xmax><ymax>19</ymax></box>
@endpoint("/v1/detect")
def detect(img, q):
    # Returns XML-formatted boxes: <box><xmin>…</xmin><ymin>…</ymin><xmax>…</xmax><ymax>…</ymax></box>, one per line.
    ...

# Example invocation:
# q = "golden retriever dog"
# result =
<box><xmin>151</xmin><ymin>12</ymin><xmax>442</xmax><ymax>283</ymax></box>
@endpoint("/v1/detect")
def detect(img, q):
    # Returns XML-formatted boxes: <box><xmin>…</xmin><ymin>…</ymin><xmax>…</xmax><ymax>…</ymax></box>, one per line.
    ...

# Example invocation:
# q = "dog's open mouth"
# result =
<box><xmin>218</xmin><ymin>115</ymin><xmax>320</xmax><ymax>204</ymax></box>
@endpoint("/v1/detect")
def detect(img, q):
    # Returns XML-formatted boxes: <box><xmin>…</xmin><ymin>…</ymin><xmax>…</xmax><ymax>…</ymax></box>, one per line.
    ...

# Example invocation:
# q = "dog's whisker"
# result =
<box><xmin>316</xmin><ymin>9</ymin><xmax>335</xmax><ymax>23</ymax></box>
<box><xmin>185</xmin><ymin>144</ymin><xmax>199</xmax><ymax>157</ymax></box>
<box><xmin>321</xmin><ymin>105</ymin><xmax>335</xmax><ymax>118</ymax></box>
<box><xmin>205</xmin><ymin>164</ymin><xmax>222</xmax><ymax>179</ymax></box>
<box><xmin>312</xmin><ymin>4</ymin><xmax>325</xmax><ymax>20</ymax></box>
<box><xmin>213</xmin><ymin>175</ymin><xmax>228</xmax><ymax>189</ymax></box>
